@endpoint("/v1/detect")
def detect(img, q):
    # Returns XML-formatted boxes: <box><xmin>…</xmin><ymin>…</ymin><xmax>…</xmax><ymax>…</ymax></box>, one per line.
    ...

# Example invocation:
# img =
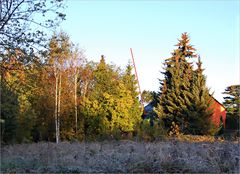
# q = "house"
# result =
<box><xmin>142</xmin><ymin>101</ymin><xmax>158</xmax><ymax>126</ymax></box>
<box><xmin>142</xmin><ymin>97</ymin><xmax>226</xmax><ymax>127</ymax></box>
<box><xmin>210</xmin><ymin>98</ymin><xmax>226</xmax><ymax>128</ymax></box>
<box><xmin>142</xmin><ymin>101</ymin><xmax>156</xmax><ymax>120</ymax></box>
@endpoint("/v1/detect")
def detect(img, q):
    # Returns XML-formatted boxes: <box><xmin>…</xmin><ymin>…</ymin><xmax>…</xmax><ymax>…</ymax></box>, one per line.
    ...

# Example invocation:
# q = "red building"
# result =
<box><xmin>210</xmin><ymin>98</ymin><xmax>226</xmax><ymax>128</ymax></box>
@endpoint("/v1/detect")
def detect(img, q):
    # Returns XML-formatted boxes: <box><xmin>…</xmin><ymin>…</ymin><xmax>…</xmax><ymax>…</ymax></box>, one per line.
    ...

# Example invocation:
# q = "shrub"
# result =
<box><xmin>137</xmin><ymin>119</ymin><xmax>167</xmax><ymax>141</ymax></box>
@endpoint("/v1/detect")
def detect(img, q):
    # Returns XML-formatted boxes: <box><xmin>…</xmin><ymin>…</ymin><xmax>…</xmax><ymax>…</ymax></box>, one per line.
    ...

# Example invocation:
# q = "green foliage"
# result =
<box><xmin>0</xmin><ymin>1</ymin><xmax>143</xmax><ymax>143</ymax></box>
<box><xmin>181</xmin><ymin>57</ymin><xmax>216</xmax><ymax>135</ymax></box>
<box><xmin>223</xmin><ymin>85</ymin><xmax>240</xmax><ymax>138</ymax></box>
<box><xmin>1</xmin><ymin>81</ymin><xmax>19</xmax><ymax>143</ymax></box>
<box><xmin>223</xmin><ymin>85</ymin><xmax>240</xmax><ymax>116</ymax></box>
<box><xmin>223</xmin><ymin>85</ymin><xmax>240</xmax><ymax>131</ymax></box>
<box><xmin>141</xmin><ymin>90</ymin><xmax>154</xmax><ymax>103</ymax></box>
<box><xmin>1</xmin><ymin>30</ymin><xmax>224</xmax><ymax>144</ymax></box>
<box><xmin>226</xmin><ymin>114</ymin><xmax>239</xmax><ymax>130</ymax></box>
<box><xmin>17</xmin><ymin>93</ymin><xmax>37</xmax><ymax>142</ymax></box>
<box><xmin>156</xmin><ymin>33</ymin><xmax>215</xmax><ymax>136</ymax></box>
<box><xmin>80</xmin><ymin>57</ymin><xmax>142</xmax><ymax>140</ymax></box>
<box><xmin>122</xmin><ymin>64</ymin><xmax>142</xmax><ymax>131</ymax></box>
<box><xmin>1</xmin><ymin>59</ymin><xmax>42</xmax><ymax>143</ymax></box>
<box><xmin>0</xmin><ymin>0</ymin><xmax>66</xmax><ymax>144</ymax></box>
<box><xmin>138</xmin><ymin>119</ymin><xmax>167</xmax><ymax>141</ymax></box>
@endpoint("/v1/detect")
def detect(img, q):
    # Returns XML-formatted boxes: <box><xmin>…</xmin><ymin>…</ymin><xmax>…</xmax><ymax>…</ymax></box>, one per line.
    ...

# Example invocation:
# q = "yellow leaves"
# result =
<box><xmin>169</xmin><ymin>122</ymin><xmax>180</xmax><ymax>136</ymax></box>
<box><xmin>103</xmin><ymin>92</ymin><xmax>110</xmax><ymax>99</ymax></box>
<box><xmin>92</xmin><ymin>100</ymin><xmax>99</xmax><ymax>110</ymax></box>
<box><xmin>87</xmin><ymin>99</ymin><xmax>100</xmax><ymax>111</ymax></box>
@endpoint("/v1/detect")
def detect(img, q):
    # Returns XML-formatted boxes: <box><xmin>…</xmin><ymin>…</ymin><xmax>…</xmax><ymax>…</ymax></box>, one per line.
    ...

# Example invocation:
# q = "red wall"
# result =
<box><xmin>211</xmin><ymin>99</ymin><xmax>226</xmax><ymax>127</ymax></box>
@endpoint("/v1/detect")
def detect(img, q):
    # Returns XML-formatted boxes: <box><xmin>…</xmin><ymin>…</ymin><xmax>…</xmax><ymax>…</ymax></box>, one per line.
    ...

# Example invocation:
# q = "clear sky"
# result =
<box><xmin>59</xmin><ymin>0</ymin><xmax>239</xmax><ymax>103</ymax></box>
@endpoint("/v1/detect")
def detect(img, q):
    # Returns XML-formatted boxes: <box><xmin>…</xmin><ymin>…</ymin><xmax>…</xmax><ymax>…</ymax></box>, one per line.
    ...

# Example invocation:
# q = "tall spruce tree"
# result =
<box><xmin>157</xmin><ymin>33</ymin><xmax>215</xmax><ymax>135</ymax></box>
<box><xmin>182</xmin><ymin>57</ymin><xmax>216</xmax><ymax>135</ymax></box>
<box><xmin>157</xmin><ymin>33</ymin><xmax>197</xmax><ymax>134</ymax></box>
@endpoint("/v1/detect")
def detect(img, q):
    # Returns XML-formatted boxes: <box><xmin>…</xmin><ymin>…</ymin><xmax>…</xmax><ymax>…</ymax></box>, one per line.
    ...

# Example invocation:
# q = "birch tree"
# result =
<box><xmin>68</xmin><ymin>46</ymin><xmax>85</xmax><ymax>135</ymax></box>
<box><xmin>49</xmin><ymin>32</ymin><xmax>71</xmax><ymax>143</ymax></box>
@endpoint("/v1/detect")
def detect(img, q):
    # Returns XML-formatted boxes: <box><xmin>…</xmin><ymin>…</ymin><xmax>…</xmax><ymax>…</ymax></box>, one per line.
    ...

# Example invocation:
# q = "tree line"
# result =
<box><xmin>1</xmin><ymin>31</ymin><xmax>143</xmax><ymax>143</ymax></box>
<box><xmin>1</xmin><ymin>0</ymin><xmax>239</xmax><ymax>144</ymax></box>
<box><xmin>2</xmin><ymin>31</ymin><xmax>239</xmax><ymax>144</ymax></box>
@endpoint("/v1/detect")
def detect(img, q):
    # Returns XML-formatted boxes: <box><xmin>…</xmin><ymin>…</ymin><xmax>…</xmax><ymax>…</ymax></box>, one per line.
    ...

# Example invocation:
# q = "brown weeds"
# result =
<box><xmin>1</xmin><ymin>140</ymin><xmax>239</xmax><ymax>173</ymax></box>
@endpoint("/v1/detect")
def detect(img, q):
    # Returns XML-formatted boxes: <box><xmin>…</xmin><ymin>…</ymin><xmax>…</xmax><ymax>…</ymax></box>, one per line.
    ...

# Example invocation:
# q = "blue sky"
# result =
<box><xmin>59</xmin><ymin>0</ymin><xmax>239</xmax><ymax>102</ymax></box>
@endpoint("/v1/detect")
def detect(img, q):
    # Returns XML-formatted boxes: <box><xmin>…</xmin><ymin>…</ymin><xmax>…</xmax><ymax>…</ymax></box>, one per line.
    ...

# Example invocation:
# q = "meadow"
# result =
<box><xmin>1</xmin><ymin>139</ymin><xmax>239</xmax><ymax>173</ymax></box>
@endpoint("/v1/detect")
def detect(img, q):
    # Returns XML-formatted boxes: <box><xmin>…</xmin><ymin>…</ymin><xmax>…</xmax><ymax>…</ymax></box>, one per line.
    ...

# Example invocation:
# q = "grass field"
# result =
<box><xmin>1</xmin><ymin>140</ymin><xmax>239</xmax><ymax>173</ymax></box>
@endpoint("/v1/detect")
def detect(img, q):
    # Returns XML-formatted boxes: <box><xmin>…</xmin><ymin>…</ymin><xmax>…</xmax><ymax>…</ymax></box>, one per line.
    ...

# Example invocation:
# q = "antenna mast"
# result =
<box><xmin>130</xmin><ymin>48</ymin><xmax>143</xmax><ymax>105</ymax></box>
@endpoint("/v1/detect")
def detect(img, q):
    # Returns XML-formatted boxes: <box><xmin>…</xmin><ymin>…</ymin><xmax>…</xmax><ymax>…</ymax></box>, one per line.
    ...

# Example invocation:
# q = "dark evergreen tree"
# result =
<box><xmin>157</xmin><ymin>33</ymin><xmax>215</xmax><ymax>135</ymax></box>
<box><xmin>182</xmin><ymin>57</ymin><xmax>216</xmax><ymax>135</ymax></box>
<box><xmin>156</xmin><ymin>33</ymin><xmax>197</xmax><ymax>134</ymax></box>
<box><xmin>223</xmin><ymin>85</ymin><xmax>240</xmax><ymax>116</ymax></box>
<box><xmin>223</xmin><ymin>85</ymin><xmax>240</xmax><ymax>130</ymax></box>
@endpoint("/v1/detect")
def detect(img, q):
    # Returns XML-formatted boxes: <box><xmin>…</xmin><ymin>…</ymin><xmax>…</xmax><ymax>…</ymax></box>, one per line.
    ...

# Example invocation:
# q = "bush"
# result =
<box><xmin>226</xmin><ymin>114</ymin><xmax>239</xmax><ymax>130</ymax></box>
<box><xmin>137</xmin><ymin>119</ymin><xmax>167</xmax><ymax>141</ymax></box>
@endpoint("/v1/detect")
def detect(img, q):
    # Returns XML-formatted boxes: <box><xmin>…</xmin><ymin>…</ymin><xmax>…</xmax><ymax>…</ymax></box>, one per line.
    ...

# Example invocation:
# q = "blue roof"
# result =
<box><xmin>144</xmin><ymin>102</ymin><xmax>154</xmax><ymax>112</ymax></box>
<box><xmin>144</xmin><ymin>104</ymin><xmax>154</xmax><ymax>112</ymax></box>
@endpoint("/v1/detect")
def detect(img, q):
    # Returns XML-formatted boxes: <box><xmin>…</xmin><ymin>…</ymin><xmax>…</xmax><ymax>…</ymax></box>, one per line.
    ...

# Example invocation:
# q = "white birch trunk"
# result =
<box><xmin>74</xmin><ymin>71</ymin><xmax>78</xmax><ymax>134</ymax></box>
<box><xmin>54</xmin><ymin>68</ymin><xmax>59</xmax><ymax>143</ymax></box>
<box><xmin>57</xmin><ymin>73</ymin><xmax>61</xmax><ymax>143</ymax></box>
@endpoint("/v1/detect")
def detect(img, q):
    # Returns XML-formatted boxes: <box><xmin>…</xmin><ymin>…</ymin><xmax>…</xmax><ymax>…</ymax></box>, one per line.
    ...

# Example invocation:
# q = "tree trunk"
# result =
<box><xmin>74</xmin><ymin>71</ymin><xmax>78</xmax><ymax>134</ymax></box>
<box><xmin>83</xmin><ymin>81</ymin><xmax>89</xmax><ymax>98</ymax></box>
<box><xmin>57</xmin><ymin>73</ymin><xmax>61</xmax><ymax>143</ymax></box>
<box><xmin>54</xmin><ymin>69</ymin><xmax>59</xmax><ymax>143</ymax></box>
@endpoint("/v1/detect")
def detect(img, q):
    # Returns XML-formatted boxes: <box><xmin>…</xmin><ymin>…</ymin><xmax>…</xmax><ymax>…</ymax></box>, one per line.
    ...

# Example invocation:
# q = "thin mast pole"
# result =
<box><xmin>130</xmin><ymin>48</ymin><xmax>143</xmax><ymax>105</ymax></box>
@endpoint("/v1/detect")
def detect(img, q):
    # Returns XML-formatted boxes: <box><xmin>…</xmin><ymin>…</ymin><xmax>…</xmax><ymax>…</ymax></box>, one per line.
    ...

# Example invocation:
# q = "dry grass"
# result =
<box><xmin>1</xmin><ymin>140</ymin><xmax>239</xmax><ymax>173</ymax></box>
